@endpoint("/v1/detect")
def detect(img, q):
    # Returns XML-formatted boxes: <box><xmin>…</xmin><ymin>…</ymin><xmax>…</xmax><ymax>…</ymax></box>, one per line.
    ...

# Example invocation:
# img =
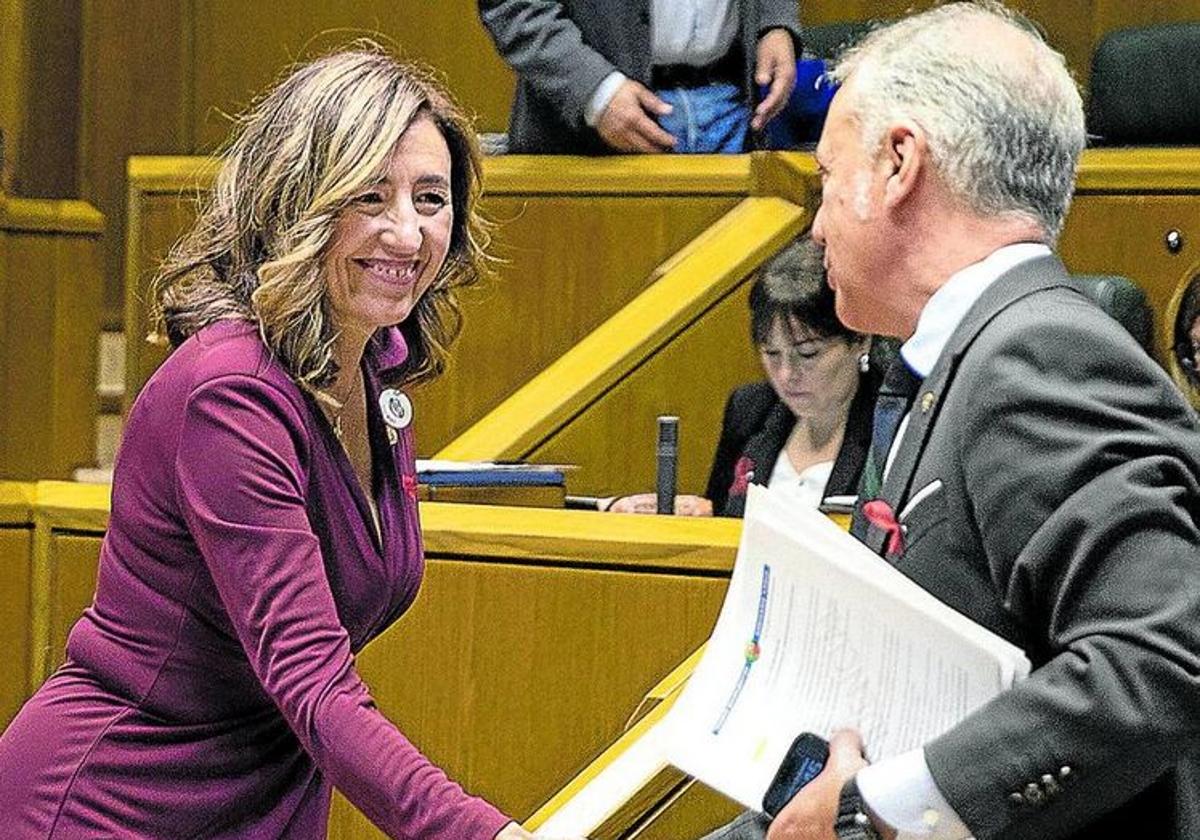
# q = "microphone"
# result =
<box><xmin>564</xmin><ymin>495</ymin><xmax>604</xmax><ymax>510</ymax></box>
<box><xmin>656</xmin><ymin>415</ymin><xmax>678</xmax><ymax>515</ymax></box>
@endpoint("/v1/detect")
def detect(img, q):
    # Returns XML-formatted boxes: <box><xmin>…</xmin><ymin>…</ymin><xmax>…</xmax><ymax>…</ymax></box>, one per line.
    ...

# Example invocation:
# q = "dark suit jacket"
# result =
<box><xmin>860</xmin><ymin>256</ymin><xmax>1200</xmax><ymax>839</ymax></box>
<box><xmin>478</xmin><ymin>0</ymin><xmax>802</xmax><ymax>154</ymax></box>
<box><xmin>706</xmin><ymin>373</ymin><xmax>877</xmax><ymax>518</ymax></box>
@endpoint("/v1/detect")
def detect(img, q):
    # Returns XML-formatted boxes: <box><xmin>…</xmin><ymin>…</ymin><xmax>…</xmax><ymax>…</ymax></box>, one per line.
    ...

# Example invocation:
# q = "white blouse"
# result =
<box><xmin>767</xmin><ymin>449</ymin><xmax>834</xmax><ymax>510</ymax></box>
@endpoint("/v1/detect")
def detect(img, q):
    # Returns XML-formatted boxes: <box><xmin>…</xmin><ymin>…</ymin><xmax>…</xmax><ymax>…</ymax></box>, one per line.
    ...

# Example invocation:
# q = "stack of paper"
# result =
<box><xmin>534</xmin><ymin>483</ymin><xmax>1029</xmax><ymax>835</ymax></box>
<box><xmin>665</xmin><ymin>483</ymin><xmax>1029</xmax><ymax>809</ymax></box>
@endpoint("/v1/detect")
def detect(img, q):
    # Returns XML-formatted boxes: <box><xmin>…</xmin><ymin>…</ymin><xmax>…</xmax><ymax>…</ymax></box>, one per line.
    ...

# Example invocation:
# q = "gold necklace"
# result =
<box><xmin>322</xmin><ymin>381</ymin><xmax>360</xmax><ymax>443</ymax></box>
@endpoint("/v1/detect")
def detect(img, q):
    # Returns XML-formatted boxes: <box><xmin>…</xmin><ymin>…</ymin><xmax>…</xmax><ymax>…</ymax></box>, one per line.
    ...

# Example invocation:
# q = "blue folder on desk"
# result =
<box><xmin>416</xmin><ymin>460</ymin><xmax>566</xmax><ymax>487</ymax></box>
<box><xmin>418</xmin><ymin>469</ymin><xmax>565</xmax><ymax>487</ymax></box>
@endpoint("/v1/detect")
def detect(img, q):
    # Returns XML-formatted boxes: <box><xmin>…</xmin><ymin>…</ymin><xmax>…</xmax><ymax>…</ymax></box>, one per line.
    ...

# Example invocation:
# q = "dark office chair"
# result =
<box><xmin>800</xmin><ymin>21</ymin><xmax>876</xmax><ymax>61</ymax></box>
<box><xmin>1073</xmin><ymin>274</ymin><xmax>1155</xmax><ymax>354</ymax></box>
<box><xmin>1088</xmin><ymin>23</ymin><xmax>1200</xmax><ymax>145</ymax></box>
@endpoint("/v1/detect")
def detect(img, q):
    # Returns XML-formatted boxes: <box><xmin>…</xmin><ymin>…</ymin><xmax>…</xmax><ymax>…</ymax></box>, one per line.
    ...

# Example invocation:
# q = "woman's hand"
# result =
<box><xmin>494</xmin><ymin>821</ymin><xmax>588</xmax><ymax>840</ymax></box>
<box><xmin>604</xmin><ymin>494</ymin><xmax>714</xmax><ymax>516</ymax></box>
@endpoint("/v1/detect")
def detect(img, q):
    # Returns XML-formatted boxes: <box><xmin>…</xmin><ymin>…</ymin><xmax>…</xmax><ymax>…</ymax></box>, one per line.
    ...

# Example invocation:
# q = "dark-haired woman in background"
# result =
<box><xmin>0</xmin><ymin>48</ymin><xmax>561</xmax><ymax>840</ymax></box>
<box><xmin>607</xmin><ymin>236</ymin><xmax>880</xmax><ymax>517</ymax></box>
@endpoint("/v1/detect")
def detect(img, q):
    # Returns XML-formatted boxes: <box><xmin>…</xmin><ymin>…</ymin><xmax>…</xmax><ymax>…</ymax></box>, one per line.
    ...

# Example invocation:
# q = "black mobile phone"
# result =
<box><xmin>761</xmin><ymin>732</ymin><xmax>830</xmax><ymax>818</ymax></box>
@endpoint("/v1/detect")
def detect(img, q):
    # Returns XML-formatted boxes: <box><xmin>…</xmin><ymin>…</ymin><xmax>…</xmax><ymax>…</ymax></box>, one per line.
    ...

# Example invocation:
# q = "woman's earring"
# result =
<box><xmin>858</xmin><ymin>352</ymin><xmax>871</xmax><ymax>373</ymax></box>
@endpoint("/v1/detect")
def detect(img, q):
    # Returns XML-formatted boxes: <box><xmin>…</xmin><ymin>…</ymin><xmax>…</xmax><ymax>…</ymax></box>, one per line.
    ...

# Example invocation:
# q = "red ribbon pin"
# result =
<box><xmin>862</xmin><ymin>499</ymin><xmax>905</xmax><ymax>556</ymax></box>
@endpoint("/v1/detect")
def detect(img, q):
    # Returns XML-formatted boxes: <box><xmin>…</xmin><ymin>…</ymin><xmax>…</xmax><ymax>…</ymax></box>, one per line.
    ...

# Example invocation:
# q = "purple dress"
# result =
<box><xmin>0</xmin><ymin>320</ymin><xmax>510</xmax><ymax>839</ymax></box>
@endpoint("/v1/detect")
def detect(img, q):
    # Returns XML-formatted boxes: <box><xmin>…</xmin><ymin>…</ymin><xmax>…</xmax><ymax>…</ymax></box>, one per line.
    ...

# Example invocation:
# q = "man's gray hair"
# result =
<box><xmin>829</xmin><ymin>1</ymin><xmax>1086</xmax><ymax>242</ymax></box>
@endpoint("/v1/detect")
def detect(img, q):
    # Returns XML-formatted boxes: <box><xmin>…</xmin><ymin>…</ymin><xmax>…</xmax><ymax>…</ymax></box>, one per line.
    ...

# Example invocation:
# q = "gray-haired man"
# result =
<box><xmin>707</xmin><ymin>3</ymin><xmax>1200</xmax><ymax>839</ymax></box>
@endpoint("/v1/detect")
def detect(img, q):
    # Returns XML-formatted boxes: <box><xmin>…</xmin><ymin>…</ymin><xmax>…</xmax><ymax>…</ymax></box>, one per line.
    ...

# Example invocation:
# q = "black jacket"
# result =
<box><xmin>705</xmin><ymin>372</ymin><xmax>878</xmax><ymax>517</ymax></box>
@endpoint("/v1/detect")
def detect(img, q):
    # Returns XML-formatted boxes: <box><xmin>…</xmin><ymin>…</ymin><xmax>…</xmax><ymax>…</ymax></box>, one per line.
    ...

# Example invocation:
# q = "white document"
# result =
<box><xmin>662</xmin><ymin>484</ymin><xmax>1030</xmax><ymax>810</ymax></box>
<box><xmin>415</xmin><ymin>458</ymin><xmax>568</xmax><ymax>473</ymax></box>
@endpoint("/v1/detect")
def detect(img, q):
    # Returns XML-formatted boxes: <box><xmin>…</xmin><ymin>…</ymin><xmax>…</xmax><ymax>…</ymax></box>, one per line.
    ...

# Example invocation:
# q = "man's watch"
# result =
<box><xmin>835</xmin><ymin>778</ymin><xmax>884</xmax><ymax>840</ymax></box>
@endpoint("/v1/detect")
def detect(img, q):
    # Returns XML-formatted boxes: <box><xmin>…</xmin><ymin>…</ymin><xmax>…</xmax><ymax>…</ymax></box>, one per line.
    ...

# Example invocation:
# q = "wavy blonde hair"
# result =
<box><xmin>150</xmin><ymin>43</ymin><xmax>487</xmax><ymax>388</ymax></box>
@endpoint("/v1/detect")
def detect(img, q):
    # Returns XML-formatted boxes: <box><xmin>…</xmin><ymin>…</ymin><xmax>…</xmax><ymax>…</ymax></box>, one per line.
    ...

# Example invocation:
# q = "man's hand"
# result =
<box><xmin>753</xmin><ymin>28</ymin><xmax>797</xmax><ymax>131</ymax></box>
<box><xmin>596</xmin><ymin>80</ymin><xmax>676</xmax><ymax>153</ymax></box>
<box><xmin>766</xmin><ymin>730</ymin><xmax>871</xmax><ymax>840</ymax></box>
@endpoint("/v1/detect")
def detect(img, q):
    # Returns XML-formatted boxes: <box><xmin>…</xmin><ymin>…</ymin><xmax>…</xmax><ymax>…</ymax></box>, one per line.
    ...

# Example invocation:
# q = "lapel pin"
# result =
<box><xmin>379</xmin><ymin>388</ymin><xmax>413</xmax><ymax>430</ymax></box>
<box><xmin>920</xmin><ymin>391</ymin><xmax>936</xmax><ymax>413</ymax></box>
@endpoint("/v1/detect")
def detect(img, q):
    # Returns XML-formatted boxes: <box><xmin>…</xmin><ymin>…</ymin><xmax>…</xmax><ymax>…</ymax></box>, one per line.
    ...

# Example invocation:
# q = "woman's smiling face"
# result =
<box><xmin>323</xmin><ymin>113</ymin><xmax>454</xmax><ymax>340</ymax></box>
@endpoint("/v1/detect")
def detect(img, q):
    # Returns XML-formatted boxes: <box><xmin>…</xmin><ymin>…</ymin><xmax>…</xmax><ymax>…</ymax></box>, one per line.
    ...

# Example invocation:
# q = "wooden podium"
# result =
<box><xmin>524</xmin><ymin>646</ymin><xmax>741</xmax><ymax>840</ymax></box>
<box><xmin>525</xmin><ymin>510</ymin><xmax>853</xmax><ymax>839</ymax></box>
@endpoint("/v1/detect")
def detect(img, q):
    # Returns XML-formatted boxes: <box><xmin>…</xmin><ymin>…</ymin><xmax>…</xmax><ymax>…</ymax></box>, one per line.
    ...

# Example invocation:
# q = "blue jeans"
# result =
<box><xmin>655</xmin><ymin>82</ymin><xmax>750</xmax><ymax>153</ymax></box>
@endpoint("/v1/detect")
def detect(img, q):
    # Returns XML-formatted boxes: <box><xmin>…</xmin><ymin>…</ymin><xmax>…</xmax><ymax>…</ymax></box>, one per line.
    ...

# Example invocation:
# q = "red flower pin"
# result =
<box><xmin>729</xmin><ymin>456</ymin><xmax>755</xmax><ymax>497</ymax></box>
<box><xmin>401</xmin><ymin>473</ymin><xmax>419</xmax><ymax>500</ymax></box>
<box><xmin>862</xmin><ymin>499</ymin><xmax>905</xmax><ymax>556</ymax></box>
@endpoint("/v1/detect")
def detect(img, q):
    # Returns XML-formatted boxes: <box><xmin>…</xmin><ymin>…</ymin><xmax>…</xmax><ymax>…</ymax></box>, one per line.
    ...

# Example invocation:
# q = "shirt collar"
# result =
<box><xmin>900</xmin><ymin>242</ymin><xmax>1052</xmax><ymax>377</ymax></box>
<box><xmin>369</xmin><ymin>325</ymin><xmax>410</xmax><ymax>372</ymax></box>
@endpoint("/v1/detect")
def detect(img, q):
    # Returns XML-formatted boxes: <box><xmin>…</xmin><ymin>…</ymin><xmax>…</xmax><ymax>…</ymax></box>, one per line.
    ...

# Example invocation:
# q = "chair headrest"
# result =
<box><xmin>1073</xmin><ymin>274</ymin><xmax>1154</xmax><ymax>353</ymax></box>
<box><xmin>1088</xmin><ymin>23</ymin><xmax>1200</xmax><ymax>145</ymax></box>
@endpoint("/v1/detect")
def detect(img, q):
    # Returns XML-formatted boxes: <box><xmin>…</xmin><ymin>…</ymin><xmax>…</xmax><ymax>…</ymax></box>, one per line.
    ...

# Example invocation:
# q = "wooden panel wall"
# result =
<box><xmin>0</xmin><ymin>0</ymin><xmax>82</xmax><ymax>198</ymax></box>
<box><xmin>329</xmin><ymin>557</ymin><xmax>728</xmax><ymax>837</ymax></box>
<box><xmin>436</xmin><ymin>194</ymin><xmax>807</xmax><ymax>493</ymax></box>
<box><xmin>0</xmin><ymin>483</ymin><xmax>35</xmax><ymax>728</ymax></box>
<box><xmin>412</xmin><ymin>193</ymin><xmax>737</xmax><ymax>454</ymax></box>
<box><xmin>802</xmin><ymin>0</ymin><xmax>1200</xmax><ymax>87</ymax></box>
<box><xmin>530</xmin><ymin>284</ymin><xmax>760</xmax><ymax>497</ymax></box>
<box><xmin>1064</xmin><ymin>149</ymin><xmax>1200</xmax><ymax>404</ymax></box>
<box><xmin>0</xmin><ymin>194</ymin><xmax>105</xmax><ymax>479</ymax></box>
<box><xmin>0</xmin><ymin>0</ymin><xmax>1191</xmax><ymax>324</ymax></box>
<box><xmin>80</xmin><ymin>0</ymin><xmax>516</xmax><ymax>323</ymax></box>
<box><xmin>124</xmin><ymin>156</ymin><xmax>749</xmax><ymax>455</ymax></box>
<box><xmin>0</xmin><ymin>0</ymin><xmax>28</xmax><ymax>194</ymax></box>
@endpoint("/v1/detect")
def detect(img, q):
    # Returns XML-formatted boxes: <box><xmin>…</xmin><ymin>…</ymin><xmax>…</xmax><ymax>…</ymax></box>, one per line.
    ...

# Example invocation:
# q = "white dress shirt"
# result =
<box><xmin>768</xmin><ymin>449</ymin><xmax>834</xmax><ymax>510</ymax></box>
<box><xmin>585</xmin><ymin>0</ymin><xmax>739</xmax><ymax>125</ymax></box>
<box><xmin>858</xmin><ymin>242</ymin><xmax>1053</xmax><ymax>840</ymax></box>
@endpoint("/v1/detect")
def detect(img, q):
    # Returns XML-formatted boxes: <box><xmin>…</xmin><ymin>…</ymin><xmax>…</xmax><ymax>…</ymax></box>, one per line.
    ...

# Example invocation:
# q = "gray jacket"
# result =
<box><xmin>865</xmin><ymin>255</ymin><xmax>1200</xmax><ymax>839</ymax></box>
<box><xmin>478</xmin><ymin>0</ymin><xmax>801</xmax><ymax>153</ymax></box>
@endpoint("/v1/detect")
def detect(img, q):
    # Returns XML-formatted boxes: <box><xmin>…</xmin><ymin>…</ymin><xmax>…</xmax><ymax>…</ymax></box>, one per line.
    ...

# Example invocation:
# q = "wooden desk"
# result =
<box><xmin>416</xmin><ymin>482</ymin><xmax>564</xmax><ymax>508</ymax></box>
<box><xmin>0</xmin><ymin>481</ymin><xmax>740</xmax><ymax>838</ymax></box>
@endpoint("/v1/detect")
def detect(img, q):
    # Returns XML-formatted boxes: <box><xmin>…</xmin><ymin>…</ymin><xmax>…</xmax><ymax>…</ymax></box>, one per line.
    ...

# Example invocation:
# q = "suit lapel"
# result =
<box><xmin>743</xmin><ymin>400</ymin><xmax>794</xmax><ymax>486</ymax></box>
<box><xmin>866</xmin><ymin>255</ymin><xmax>1079</xmax><ymax>556</ymax></box>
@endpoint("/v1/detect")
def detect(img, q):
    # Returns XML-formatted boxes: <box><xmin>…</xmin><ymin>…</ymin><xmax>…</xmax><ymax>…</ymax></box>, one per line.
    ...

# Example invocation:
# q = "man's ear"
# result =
<box><xmin>881</xmin><ymin>121</ymin><xmax>925</xmax><ymax>208</ymax></box>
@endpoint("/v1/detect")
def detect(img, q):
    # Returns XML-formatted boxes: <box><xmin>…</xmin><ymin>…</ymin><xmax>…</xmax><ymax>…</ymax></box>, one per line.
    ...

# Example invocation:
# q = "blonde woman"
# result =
<box><xmin>0</xmin><ymin>48</ymin><xmax>548</xmax><ymax>840</ymax></box>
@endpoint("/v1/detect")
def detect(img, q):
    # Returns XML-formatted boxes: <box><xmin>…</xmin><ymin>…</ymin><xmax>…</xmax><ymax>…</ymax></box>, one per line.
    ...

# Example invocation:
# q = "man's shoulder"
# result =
<box><xmin>974</xmin><ymin>282</ymin><xmax>1145</xmax><ymax>364</ymax></box>
<box><xmin>953</xmin><ymin>281</ymin><xmax>1197</xmax><ymax>432</ymax></box>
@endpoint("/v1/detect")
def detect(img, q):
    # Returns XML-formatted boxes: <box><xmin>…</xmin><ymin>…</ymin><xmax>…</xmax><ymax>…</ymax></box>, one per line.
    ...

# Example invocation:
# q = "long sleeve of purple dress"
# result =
<box><xmin>0</xmin><ymin>321</ymin><xmax>511</xmax><ymax>840</ymax></box>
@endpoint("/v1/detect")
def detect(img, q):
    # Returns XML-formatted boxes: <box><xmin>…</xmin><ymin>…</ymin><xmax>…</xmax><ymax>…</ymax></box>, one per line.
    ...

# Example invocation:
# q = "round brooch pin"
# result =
<box><xmin>378</xmin><ymin>389</ymin><xmax>413</xmax><ymax>430</ymax></box>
